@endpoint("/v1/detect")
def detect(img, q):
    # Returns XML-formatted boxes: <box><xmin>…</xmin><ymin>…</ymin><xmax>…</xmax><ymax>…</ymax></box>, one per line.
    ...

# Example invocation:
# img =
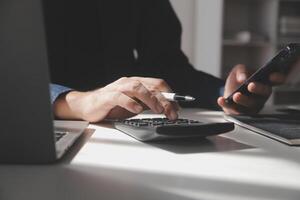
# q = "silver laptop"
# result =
<box><xmin>0</xmin><ymin>0</ymin><xmax>88</xmax><ymax>163</ymax></box>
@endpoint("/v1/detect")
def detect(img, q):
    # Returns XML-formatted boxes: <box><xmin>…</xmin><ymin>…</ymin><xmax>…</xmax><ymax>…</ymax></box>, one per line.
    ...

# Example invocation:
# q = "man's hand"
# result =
<box><xmin>53</xmin><ymin>77</ymin><xmax>179</xmax><ymax>122</ymax></box>
<box><xmin>217</xmin><ymin>64</ymin><xmax>286</xmax><ymax>114</ymax></box>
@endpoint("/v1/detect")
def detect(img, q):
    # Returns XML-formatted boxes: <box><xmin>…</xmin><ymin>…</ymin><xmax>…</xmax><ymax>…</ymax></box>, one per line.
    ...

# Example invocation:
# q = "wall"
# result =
<box><xmin>170</xmin><ymin>0</ymin><xmax>196</xmax><ymax>65</ymax></box>
<box><xmin>170</xmin><ymin>0</ymin><xmax>224</xmax><ymax>78</ymax></box>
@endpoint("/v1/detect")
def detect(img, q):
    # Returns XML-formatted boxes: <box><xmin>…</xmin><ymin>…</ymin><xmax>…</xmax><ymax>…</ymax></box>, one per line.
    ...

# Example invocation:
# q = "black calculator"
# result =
<box><xmin>114</xmin><ymin>118</ymin><xmax>234</xmax><ymax>142</ymax></box>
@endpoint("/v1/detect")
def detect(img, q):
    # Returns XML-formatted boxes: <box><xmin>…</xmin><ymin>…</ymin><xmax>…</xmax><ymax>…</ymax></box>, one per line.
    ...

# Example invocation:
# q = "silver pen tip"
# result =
<box><xmin>185</xmin><ymin>96</ymin><xmax>195</xmax><ymax>101</ymax></box>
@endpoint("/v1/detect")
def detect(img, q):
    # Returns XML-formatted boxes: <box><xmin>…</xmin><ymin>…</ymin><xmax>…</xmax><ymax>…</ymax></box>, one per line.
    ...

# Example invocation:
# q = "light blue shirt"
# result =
<box><xmin>50</xmin><ymin>84</ymin><xmax>72</xmax><ymax>104</ymax></box>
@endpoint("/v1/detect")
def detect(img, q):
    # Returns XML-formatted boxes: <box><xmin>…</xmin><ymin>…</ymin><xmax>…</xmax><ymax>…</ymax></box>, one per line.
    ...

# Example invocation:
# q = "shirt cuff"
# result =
<box><xmin>50</xmin><ymin>84</ymin><xmax>73</xmax><ymax>104</ymax></box>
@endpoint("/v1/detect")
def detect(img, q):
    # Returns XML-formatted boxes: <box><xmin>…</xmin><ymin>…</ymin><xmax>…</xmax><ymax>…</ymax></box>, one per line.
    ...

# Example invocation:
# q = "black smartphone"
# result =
<box><xmin>225</xmin><ymin>43</ymin><xmax>300</xmax><ymax>104</ymax></box>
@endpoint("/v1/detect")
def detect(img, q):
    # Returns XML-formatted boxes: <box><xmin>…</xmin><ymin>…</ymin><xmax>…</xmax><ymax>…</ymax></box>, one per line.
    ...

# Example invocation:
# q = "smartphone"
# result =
<box><xmin>225</xmin><ymin>43</ymin><xmax>300</xmax><ymax>104</ymax></box>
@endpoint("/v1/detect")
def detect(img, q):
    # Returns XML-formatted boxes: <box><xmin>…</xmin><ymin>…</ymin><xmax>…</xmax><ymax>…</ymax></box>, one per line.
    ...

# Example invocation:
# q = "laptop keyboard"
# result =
<box><xmin>55</xmin><ymin>131</ymin><xmax>67</xmax><ymax>142</ymax></box>
<box><xmin>230</xmin><ymin>115</ymin><xmax>300</xmax><ymax>140</ymax></box>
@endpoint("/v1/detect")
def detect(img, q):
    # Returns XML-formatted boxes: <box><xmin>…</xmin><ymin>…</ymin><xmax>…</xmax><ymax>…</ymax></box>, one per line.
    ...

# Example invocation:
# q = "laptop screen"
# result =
<box><xmin>0</xmin><ymin>0</ymin><xmax>56</xmax><ymax>163</ymax></box>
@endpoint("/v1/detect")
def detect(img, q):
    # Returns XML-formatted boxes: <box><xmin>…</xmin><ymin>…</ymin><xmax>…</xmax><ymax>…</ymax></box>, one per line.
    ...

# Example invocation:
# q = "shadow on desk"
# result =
<box><xmin>87</xmin><ymin>122</ymin><xmax>254</xmax><ymax>154</ymax></box>
<box><xmin>1</xmin><ymin>157</ymin><xmax>300</xmax><ymax>200</ymax></box>
<box><xmin>147</xmin><ymin>135</ymin><xmax>253</xmax><ymax>154</ymax></box>
<box><xmin>88</xmin><ymin>134</ymin><xmax>253</xmax><ymax>154</ymax></box>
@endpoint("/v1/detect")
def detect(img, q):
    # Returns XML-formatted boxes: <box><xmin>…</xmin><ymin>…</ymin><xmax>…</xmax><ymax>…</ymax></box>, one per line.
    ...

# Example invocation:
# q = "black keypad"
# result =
<box><xmin>121</xmin><ymin>118</ymin><xmax>202</xmax><ymax>127</ymax></box>
<box><xmin>115</xmin><ymin>117</ymin><xmax>234</xmax><ymax>141</ymax></box>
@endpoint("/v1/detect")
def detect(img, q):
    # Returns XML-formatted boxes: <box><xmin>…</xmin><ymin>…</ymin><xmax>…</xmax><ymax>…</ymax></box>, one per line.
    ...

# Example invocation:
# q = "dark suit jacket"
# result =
<box><xmin>45</xmin><ymin>0</ymin><xmax>224</xmax><ymax>109</ymax></box>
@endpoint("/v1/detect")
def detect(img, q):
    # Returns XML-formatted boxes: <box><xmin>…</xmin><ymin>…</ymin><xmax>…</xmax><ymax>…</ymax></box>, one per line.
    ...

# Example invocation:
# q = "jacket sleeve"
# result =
<box><xmin>49</xmin><ymin>84</ymin><xmax>72</xmax><ymax>104</ymax></box>
<box><xmin>136</xmin><ymin>0</ymin><xmax>225</xmax><ymax>109</ymax></box>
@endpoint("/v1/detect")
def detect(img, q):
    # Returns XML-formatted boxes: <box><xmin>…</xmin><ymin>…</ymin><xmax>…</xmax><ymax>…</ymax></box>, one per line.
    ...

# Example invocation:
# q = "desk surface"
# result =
<box><xmin>1</xmin><ymin>109</ymin><xmax>300</xmax><ymax>200</ymax></box>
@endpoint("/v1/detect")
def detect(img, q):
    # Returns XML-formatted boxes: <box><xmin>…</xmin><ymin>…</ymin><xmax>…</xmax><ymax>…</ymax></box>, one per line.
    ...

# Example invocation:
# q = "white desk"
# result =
<box><xmin>1</xmin><ymin>109</ymin><xmax>300</xmax><ymax>200</ymax></box>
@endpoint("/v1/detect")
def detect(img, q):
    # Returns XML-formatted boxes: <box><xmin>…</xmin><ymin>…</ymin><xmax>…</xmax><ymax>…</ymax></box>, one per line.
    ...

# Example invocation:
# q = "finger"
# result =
<box><xmin>232</xmin><ymin>92</ymin><xmax>258</xmax><ymax>108</ymax></box>
<box><xmin>172</xmin><ymin>102</ymin><xmax>180</xmax><ymax>111</ymax></box>
<box><xmin>234</xmin><ymin>64</ymin><xmax>249</xmax><ymax>83</ymax></box>
<box><xmin>217</xmin><ymin>97</ymin><xmax>241</xmax><ymax>115</ymax></box>
<box><xmin>110</xmin><ymin>92</ymin><xmax>144</xmax><ymax>114</ymax></box>
<box><xmin>248</xmin><ymin>82</ymin><xmax>272</xmax><ymax>97</ymax></box>
<box><xmin>120</xmin><ymin>81</ymin><xmax>164</xmax><ymax>114</ymax></box>
<box><xmin>155</xmin><ymin>93</ymin><xmax>178</xmax><ymax>120</ymax></box>
<box><xmin>131</xmin><ymin>77</ymin><xmax>173</xmax><ymax>92</ymax></box>
<box><xmin>269</xmin><ymin>73</ymin><xmax>286</xmax><ymax>85</ymax></box>
<box><xmin>130</xmin><ymin>77</ymin><xmax>179</xmax><ymax>111</ymax></box>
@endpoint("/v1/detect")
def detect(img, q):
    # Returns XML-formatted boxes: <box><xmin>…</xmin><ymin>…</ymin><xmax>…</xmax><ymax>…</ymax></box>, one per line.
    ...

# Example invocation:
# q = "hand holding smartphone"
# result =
<box><xmin>225</xmin><ymin>43</ymin><xmax>300</xmax><ymax>104</ymax></box>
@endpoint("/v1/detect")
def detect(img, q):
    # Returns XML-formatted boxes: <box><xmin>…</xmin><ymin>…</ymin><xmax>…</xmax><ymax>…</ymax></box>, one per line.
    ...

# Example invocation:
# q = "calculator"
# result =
<box><xmin>114</xmin><ymin>118</ymin><xmax>234</xmax><ymax>142</ymax></box>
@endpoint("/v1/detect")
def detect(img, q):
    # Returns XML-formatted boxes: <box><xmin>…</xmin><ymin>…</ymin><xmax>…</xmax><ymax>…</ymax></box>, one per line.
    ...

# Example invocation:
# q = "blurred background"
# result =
<box><xmin>171</xmin><ymin>0</ymin><xmax>300</xmax><ymax>106</ymax></box>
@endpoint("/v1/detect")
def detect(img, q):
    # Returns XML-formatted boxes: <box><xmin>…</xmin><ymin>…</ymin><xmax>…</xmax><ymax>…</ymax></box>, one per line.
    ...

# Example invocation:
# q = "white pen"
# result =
<box><xmin>161</xmin><ymin>92</ymin><xmax>195</xmax><ymax>102</ymax></box>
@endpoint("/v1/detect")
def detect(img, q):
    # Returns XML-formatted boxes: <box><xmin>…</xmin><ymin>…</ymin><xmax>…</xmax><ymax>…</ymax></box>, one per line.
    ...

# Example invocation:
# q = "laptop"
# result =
<box><xmin>0</xmin><ymin>0</ymin><xmax>88</xmax><ymax>163</ymax></box>
<box><xmin>225</xmin><ymin>114</ymin><xmax>300</xmax><ymax>145</ymax></box>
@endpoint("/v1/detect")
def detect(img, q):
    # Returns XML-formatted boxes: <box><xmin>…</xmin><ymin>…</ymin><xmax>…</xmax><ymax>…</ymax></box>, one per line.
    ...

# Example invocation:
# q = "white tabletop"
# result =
<box><xmin>1</xmin><ymin>108</ymin><xmax>300</xmax><ymax>200</ymax></box>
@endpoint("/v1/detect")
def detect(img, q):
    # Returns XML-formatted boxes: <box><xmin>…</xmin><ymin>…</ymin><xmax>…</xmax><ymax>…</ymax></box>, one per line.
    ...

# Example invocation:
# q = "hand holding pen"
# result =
<box><xmin>55</xmin><ymin>77</ymin><xmax>196</xmax><ymax>122</ymax></box>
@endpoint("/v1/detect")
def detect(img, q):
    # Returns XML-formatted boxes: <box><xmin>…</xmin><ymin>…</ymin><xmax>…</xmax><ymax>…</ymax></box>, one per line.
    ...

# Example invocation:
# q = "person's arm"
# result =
<box><xmin>136</xmin><ymin>0</ymin><xmax>224</xmax><ymax>110</ymax></box>
<box><xmin>50</xmin><ymin>83</ymin><xmax>83</xmax><ymax>120</ymax></box>
<box><xmin>136</xmin><ymin>0</ymin><xmax>286</xmax><ymax>114</ymax></box>
<box><xmin>51</xmin><ymin>78</ymin><xmax>179</xmax><ymax>122</ymax></box>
